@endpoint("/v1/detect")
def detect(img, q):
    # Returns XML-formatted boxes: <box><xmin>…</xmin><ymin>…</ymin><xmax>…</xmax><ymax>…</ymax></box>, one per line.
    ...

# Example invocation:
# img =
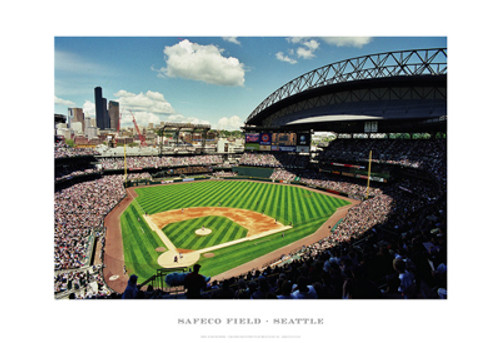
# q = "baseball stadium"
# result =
<box><xmin>54</xmin><ymin>47</ymin><xmax>447</xmax><ymax>300</ymax></box>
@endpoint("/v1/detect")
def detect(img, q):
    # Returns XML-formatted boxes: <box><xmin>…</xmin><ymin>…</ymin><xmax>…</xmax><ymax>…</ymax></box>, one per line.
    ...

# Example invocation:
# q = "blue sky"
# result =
<box><xmin>54</xmin><ymin>36</ymin><xmax>446</xmax><ymax>130</ymax></box>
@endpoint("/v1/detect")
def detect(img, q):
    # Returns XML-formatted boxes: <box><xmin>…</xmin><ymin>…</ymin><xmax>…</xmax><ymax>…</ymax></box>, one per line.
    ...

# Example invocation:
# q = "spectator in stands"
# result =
<box><xmin>291</xmin><ymin>276</ymin><xmax>318</xmax><ymax>299</ymax></box>
<box><xmin>277</xmin><ymin>279</ymin><xmax>293</xmax><ymax>299</ymax></box>
<box><xmin>251</xmin><ymin>278</ymin><xmax>276</xmax><ymax>299</ymax></box>
<box><xmin>393</xmin><ymin>258</ymin><xmax>417</xmax><ymax>299</ymax></box>
<box><xmin>122</xmin><ymin>274</ymin><xmax>139</xmax><ymax>299</ymax></box>
<box><xmin>235</xmin><ymin>279</ymin><xmax>251</xmax><ymax>299</ymax></box>
<box><xmin>184</xmin><ymin>264</ymin><xmax>207</xmax><ymax>299</ymax></box>
<box><xmin>213</xmin><ymin>279</ymin><xmax>235</xmax><ymax>299</ymax></box>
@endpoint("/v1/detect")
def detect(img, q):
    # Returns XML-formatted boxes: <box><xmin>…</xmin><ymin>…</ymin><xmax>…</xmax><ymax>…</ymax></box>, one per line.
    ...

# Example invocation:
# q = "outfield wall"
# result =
<box><xmin>232</xmin><ymin>166</ymin><xmax>275</xmax><ymax>178</ymax></box>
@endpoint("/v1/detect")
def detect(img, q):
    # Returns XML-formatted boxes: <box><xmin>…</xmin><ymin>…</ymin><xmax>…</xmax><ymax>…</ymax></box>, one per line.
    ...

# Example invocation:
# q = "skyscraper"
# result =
<box><xmin>94</xmin><ymin>86</ymin><xmax>111</xmax><ymax>130</ymax></box>
<box><xmin>108</xmin><ymin>100</ymin><xmax>120</xmax><ymax>131</ymax></box>
<box><xmin>68</xmin><ymin>108</ymin><xmax>85</xmax><ymax>131</ymax></box>
<box><xmin>103</xmin><ymin>97</ymin><xmax>109</xmax><ymax>128</ymax></box>
<box><xmin>94</xmin><ymin>87</ymin><xmax>105</xmax><ymax>129</ymax></box>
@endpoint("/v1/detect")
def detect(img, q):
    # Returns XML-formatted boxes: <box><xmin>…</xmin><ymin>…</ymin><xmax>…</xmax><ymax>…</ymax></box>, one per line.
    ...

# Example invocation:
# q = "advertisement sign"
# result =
<box><xmin>245</xmin><ymin>143</ymin><xmax>260</xmax><ymax>151</ymax></box>
<box><xmin>331</xmin><ymin>162</ymin><xmax>365</xmax><ymax>169</ymax></box>
<box><xmin>245</xmin><ymin>133</ymin><xmax>260</xmax><ymax>143</ymax></box>
<box><xmin>245</xmin><ymin>133</ymin><xmax>261</xmax><ymax>151</ymax></box>
<box><xmin>272</xmin><ymin>133</ymin><xmax>296</xmax><ymax>146</ymax></box>
<box><xmin>279</xmin><ymin>146</ymin><xmax>296</xmax><ymax>152</ymax></box>
<box><xmin>259</xmin><ymin>145</ymin><xmax>271</xmax><ymax>151</ymax></box>
<box><xmin>297</xmin><ymin>133</ymin><xmax>310</xmax><ymax>146</ymax></box>
<box><xmin>296</xmin><ymin>146</ymin><xmax>310</xmax><ymax>153</ymax></box>
<box><xmin>259</xmin><ymin>132</ymin><xmax>272</xmax><ymax>145</ymax></box>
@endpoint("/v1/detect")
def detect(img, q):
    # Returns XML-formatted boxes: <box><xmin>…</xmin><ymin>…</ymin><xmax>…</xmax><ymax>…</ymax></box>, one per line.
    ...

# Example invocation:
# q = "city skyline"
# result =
<box><xmin>55</xmin><ymin>36</ymin><xmax>446</xmax><ymax>131</ymax></box>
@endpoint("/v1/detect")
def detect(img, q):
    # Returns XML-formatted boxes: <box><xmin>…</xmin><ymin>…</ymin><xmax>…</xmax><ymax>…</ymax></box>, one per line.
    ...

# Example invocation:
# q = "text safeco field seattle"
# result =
<box><xmin>178</xmin><ymin>318</ymin><xmax>324</xmax><ymax>325</ymax></box>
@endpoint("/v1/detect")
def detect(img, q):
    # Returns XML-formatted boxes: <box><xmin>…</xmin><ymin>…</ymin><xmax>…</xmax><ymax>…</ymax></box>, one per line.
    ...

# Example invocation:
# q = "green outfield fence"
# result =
<box><xmin>231</xmin><ymin>166</ymin><xmax>274</xmax><ymax>178</ymax></box>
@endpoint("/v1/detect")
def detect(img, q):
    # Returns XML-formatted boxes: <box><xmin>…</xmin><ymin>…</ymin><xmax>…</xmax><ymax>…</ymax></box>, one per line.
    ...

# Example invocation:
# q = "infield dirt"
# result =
<box><xmin>150</xmin><ymin>207</ymin><xmax>285</xmax><ymax>237</ymax></box>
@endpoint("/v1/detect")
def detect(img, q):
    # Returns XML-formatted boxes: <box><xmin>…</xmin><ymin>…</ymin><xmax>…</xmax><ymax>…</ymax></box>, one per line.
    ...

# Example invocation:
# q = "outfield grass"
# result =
<box><xmin>120</xmin><ymin>200</ymin><xmax>167</xmax><ymax>278</ymax></box>
<box><xmin>121</xmin><ymin>180</ymin><xmax>350</xmax><ymax>282</ymax></box>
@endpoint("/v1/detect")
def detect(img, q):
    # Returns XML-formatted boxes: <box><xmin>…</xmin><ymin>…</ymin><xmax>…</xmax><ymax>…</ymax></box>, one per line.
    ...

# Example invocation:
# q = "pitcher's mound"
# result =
<box><xmin>203</xmin><ymin>253</ymin><xmax>215</xmax><ymax>258</ymax></box>
<box><xmin>155</xmin><ymin>247</ymin><xmax>166</xmax><ymax>252</ymax></box>
<box><xmin>195</xmin><ymin>227</ymin><xmax>212</xmax><ymax>236</ymax></box>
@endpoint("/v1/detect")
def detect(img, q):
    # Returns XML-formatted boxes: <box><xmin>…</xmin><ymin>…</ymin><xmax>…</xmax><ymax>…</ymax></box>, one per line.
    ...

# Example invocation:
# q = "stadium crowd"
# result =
<box><xmin>98</xmin><ymin>155</ymin><xmax>223</xmax><ymax>170</ymax></box>
<box><xmin>319</xmin><ymin>138</ymin><xmax>446</xmax><ymax>182</ymax></box>
<box><xmin>270</xmin><ymin>168</ymin><xmax>383</xmax><ymax>199</ymax></box>
<box><xmin>56</xmin><ymin>167</ymin><xmax>99</xmax><ymax>182</ymax></box>
<box><xmin>55</xmin><ymin>141</ymin><xmax>98</xmax><ymax>159</ymax></box>
<box><xmin>127</xmin><ymin>172</ymin><xmax>152</xmax><ymax>180</ymax></box>
<box><xmin>54</xmin><ymin>264</ymin><xmax>113</xmax><ymax>299</ymax></box>
<box><xmin>54</xmin><ymin>175</ymin><xmax>125</xmax><ymax>272</ymax></box>
<box><xmin>240</xmin><ymin>153</ymin><xmax>309</xmax><ymax>168</ymax></box>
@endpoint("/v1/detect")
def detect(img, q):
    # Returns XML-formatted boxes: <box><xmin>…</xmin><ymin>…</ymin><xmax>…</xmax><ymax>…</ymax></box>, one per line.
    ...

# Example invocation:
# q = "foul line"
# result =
<box><xmin>143</xmin><ymin>215</ymin><xmax>178</xmax><ymax>253</ymax></box>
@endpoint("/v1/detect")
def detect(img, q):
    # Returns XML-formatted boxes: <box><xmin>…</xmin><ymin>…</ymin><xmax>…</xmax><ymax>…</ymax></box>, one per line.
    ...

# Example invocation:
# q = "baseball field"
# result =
<box><xmin>120</xmin><ymin>180</ymin><xmax>351</xmax><ymax>282</ymax></box>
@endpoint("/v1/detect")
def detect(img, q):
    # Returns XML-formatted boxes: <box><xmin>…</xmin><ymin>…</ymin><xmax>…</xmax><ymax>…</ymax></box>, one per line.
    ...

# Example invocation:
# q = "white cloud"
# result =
<box><xmin>107</xmin><ymin>89</ymin><xmax>209</xmax><ymax>128</ymax></box>
<box><xmin>82</xmin><ymin>100</ymin><xmax>95</xmax><ymax>117</ymax></box>
<box><xmin>287</xmin><ymin>37</ymin><xmax>305</xmax><ymax>44</ymax></box>
<box><xmin>114</xmin><ymin>89</ymin><xmax>176</xmax><ymax>127</ymax></box>
<box><xmin>158</xmin><ymin>39</ymin><xmax>245</xmax><ymax>86</ymax></box>
<box><xmin>54</xmin><ymin>96</ymin><xmax>75</xmax><ymax>107</ymax></box>
<box><xmin>282</xmin><ymin>37</ymin><xmax>320</xmax><ymax>61</ymax></box>
<box><xmin>303</xmin><ymin>39</ymin><xmax>320</xmax><ymax>50</ymax></box>
<box><xmin>275</xmin><ymin>51</ymin><xmax>297</xmax><ymax>64</ymax></box>
<box><xmin>217</xmin><ymin>115</ymin><xmax>243</xmax><ymax>130</ymax></box>
<box><xmin>321</xmin><ymin>37</ymin><xmax>373</xmax><ymax>48</ymax></box>
<box><xmin>223</xmin><ymin>37</ymin><xmax>241</xmax><ymax>45</ymax></box>
<box><xmin>114</xmin><ymin>89</ymin><xmax>175</xmax><ymax>114</ymax></box>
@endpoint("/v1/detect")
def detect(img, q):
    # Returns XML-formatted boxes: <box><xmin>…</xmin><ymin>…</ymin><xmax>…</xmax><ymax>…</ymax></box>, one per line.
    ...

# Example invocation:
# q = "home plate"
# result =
<box><xmin>157</xmin><ymin>250</ymin><xmax>201</xmax><ymax>268</ymax></box>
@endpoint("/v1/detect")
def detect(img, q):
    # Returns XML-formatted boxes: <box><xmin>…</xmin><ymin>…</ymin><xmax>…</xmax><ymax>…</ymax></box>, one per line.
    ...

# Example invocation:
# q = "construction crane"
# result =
<box><xmin>129</xmin><ymin>110</ymin><xmax>147</xmax><ymax>147</ymax></box>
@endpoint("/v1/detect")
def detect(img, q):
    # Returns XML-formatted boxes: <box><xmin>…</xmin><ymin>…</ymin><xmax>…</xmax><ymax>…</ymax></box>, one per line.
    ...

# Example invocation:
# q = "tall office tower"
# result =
<box><xmin>94</xmin><ymin>87</ymin><xmax>106</xmax><ymax>129</ymax></box>
<box><xmin>102</xmin><ymin>97</ymin><xmax>110</xmax><ymax>128</ymax></box>
<box><xmin>68</xmin><ymin>108</ymin><xmax>85</xmax><ymax>132</ymax></box>
<box><xmin>108</xmin><ymin>100</ymin><xmax>120</xmax><ymax>131</ymax></box>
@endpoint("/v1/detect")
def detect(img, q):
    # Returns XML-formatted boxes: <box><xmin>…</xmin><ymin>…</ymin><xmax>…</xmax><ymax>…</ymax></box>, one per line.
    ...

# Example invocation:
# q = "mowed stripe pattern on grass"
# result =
<box><xmin>164</xmin><ymin>216</ymin><xmax>248</xmax><ymax>251</ymax></box>
<box><xmin>134</xmin><ymin>181</ymin><xmax>348</xmax><ymax>225</ymax></box>
<box><xmin>122</xmin><ymin>181</ymin><xmax>351</xmax><ymax>281</ymax></box>
<box><xmin>120</xmin><ymin>201</ymin><xmax>167</xmax><ymax>278</ymax></box>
